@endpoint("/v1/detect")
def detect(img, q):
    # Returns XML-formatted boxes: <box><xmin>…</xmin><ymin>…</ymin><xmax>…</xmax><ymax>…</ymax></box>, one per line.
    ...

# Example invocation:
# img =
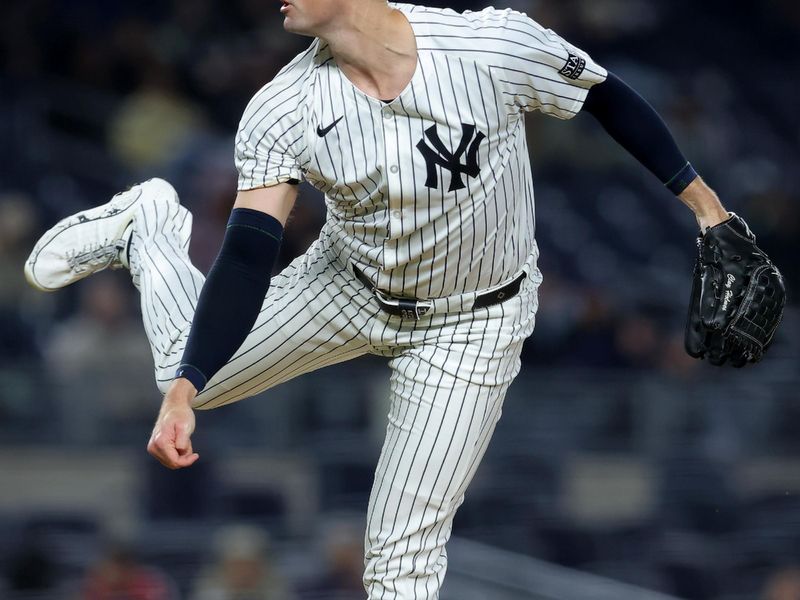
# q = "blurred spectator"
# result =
<box><xmin>190</xmin><ymin>524</ymin><xmax>295</xmax><ymax>600</ymax></box>
<box><xmin>44</xmin><ymin>272</ymin><xmax>156</xmax><ymax>443</ymax></box>
<box><xmin>761</xmin><ymin>566</ymin><xmax>800</xmax><ymax>600</ymax></box>
<box><xmin>0</xmin><ymin>192</ymin><xmax>48</xmax><ymax>423</ymax></box>
<box><xmin>614</xmin><ymin>315</ymin><xmax>660</xmax><ymax>369</ymax></box>
<box><xmin>562</xmin><ymin>289</ymin><xmax>624</xmax><ymax>368</ymax></box>
<box><xmin>657</xmin><ymin>332</ymin><xmax>701</xmax><ymax>379</ymax></box>
<box><xmin>299</xmin><ymin>521</ymin><xmax>365</xmax><ymax>600</ymax></box>
<box><xmin>4</xmin><ymin>535</ymin><xmax>57</xmax><ymax>595</ymax></box>
<box><xmin>107</xmin><ymin>55</ymin><xmax>207</xmax><ymax>173</ymax></box>
<box><xmin>81</xmin><ymin>544</ymin><xmax>177</xmax><ymax>600</ymax></box>
<box><xmin>0</xmin><ymin>192</ymin><xmax>39</xmax><ymax>308</ymax></box>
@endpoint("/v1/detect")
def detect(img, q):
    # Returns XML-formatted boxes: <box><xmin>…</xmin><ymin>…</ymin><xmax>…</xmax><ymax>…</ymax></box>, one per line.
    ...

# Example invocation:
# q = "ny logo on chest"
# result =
<box><xmin>416</xmin><ymin>123</ymin><xmax>486</xmax><ymax>192</ymax></box>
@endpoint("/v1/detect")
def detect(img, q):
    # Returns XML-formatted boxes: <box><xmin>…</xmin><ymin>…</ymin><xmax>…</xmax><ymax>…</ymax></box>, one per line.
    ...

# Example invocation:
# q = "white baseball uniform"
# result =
<box><xmin>131</xmin><ymin>4</ymin><xmax>606</xmax><ymax>598</ymax></box>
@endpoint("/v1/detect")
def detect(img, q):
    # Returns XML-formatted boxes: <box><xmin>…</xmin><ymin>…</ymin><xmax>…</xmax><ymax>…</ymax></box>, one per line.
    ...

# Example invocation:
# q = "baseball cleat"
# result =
<box><xmin>24</xmin><ymin>178</ymin><xmax>179</xmax><ymax>291</ymax></box>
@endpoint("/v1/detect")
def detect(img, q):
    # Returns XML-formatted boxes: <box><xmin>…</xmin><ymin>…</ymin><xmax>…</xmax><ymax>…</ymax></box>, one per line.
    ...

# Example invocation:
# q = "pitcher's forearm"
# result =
<box><xmin>584</xmin><ymin>72</ymin><xmax>697</xmax><ymax>194</ymax></box>
<box><xmin>584</xmin><ymin>72</ymin><xmax>728</xmax><ymax>230</ymax></box>
<box><xmin>175</xmin><ymin>185</ymin><xmax>295</xmax><ymax>393</ymax></box>
<box><xmin>678</xmin><ymin>177</ymin><xmax>729</xmax><ymax>231</ymax></box>
<box><xmin>176</xmin><ymin>208</ymin><xmax>283</xmax><ymax>393</ymax></box>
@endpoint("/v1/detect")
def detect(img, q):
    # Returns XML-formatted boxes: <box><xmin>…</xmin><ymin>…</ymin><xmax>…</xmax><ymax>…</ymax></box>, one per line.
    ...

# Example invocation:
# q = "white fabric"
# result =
<box><xmin>133</xmin><ymin>4</ymin><xmax>607</xmax><ymax>598</ymax></box>
<box><xmin>234</xmin><ymin>3</ymin><xmax>605</xmax><ymax>300</ymax></box>
<box><xmin>135</xmin><ymin>210</ymin><xmax>539</xmax><ymax>598</ymax></box>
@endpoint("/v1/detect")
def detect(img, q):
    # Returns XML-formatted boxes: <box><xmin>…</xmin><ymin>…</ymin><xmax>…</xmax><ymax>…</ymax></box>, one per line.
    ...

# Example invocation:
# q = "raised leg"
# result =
<box><xmin>129</xmin><ymin>192</ymin><xmax>379</xmax><ymax>407</ymax></box>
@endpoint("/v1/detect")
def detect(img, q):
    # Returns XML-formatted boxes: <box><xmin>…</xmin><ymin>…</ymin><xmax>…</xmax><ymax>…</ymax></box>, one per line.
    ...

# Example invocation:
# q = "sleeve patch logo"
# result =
<box><xmin>559</xmin><ymin>53</ymin><xmax>586</xmax><ymax>80</ymax></box>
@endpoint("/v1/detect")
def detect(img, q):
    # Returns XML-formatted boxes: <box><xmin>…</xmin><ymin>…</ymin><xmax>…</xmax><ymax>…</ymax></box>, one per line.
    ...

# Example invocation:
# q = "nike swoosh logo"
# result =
<box><xmin>316</xmin><ymin>116</ymin><xmax>343</xmax><ymax>137</ymax></box>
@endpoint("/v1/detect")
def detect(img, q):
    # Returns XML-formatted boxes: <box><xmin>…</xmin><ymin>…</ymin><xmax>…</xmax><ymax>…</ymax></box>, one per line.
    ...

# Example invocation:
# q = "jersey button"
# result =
<box><xmin>389</xmin><ymin>165</ymin><xmax>399</xmax><ymax>174</ymax></box>
<box><xmin>382</xmin><ymin>108</ymin><xmax>392</xmax><ymax>119</ymax></box>
<box><xmin>391</xmin><ymin>210</ymin><xmax>402</xmax><ymax>219</ymax></box>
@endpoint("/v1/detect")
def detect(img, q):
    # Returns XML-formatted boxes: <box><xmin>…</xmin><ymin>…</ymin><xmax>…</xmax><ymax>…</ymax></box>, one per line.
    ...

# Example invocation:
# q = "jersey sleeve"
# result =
<box><xmin>234</xmin><ymin>50</ymin><xmax>314</xmax><ymax>190</ymax></box>
<box><xmin>480</xmin><ymin>8</ymin><xmax>607</xmax><ymax>119</ymax></box>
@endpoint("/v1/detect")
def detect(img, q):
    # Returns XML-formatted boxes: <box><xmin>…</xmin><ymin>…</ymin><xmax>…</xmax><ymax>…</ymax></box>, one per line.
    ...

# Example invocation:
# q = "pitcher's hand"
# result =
<box><xmin>147</xmin><ymin>378</ymin><xmax>200</xmax><ymax>469</ymax></box>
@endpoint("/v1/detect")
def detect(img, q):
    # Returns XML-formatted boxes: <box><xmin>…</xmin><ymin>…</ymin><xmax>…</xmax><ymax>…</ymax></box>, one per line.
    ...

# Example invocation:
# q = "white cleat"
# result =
<box><xmin>24</xmin><ymin>178</ymin><xmax>180</xmax><ymax>292</ymax></box>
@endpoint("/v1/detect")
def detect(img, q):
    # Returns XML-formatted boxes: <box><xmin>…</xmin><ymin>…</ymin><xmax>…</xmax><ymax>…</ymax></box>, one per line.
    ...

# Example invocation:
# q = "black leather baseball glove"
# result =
<box><xmin>685</xmin><ymin>213</ymin><xmax>786</xmax><ymax>367</ymax></box>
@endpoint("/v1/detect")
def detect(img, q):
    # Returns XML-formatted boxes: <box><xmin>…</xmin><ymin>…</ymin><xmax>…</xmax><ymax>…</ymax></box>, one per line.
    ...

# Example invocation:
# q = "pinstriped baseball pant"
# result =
<box><xmin>132</xmin><ymin>199</ymin><xmax>539</xmax><ymax>599</ymax></box>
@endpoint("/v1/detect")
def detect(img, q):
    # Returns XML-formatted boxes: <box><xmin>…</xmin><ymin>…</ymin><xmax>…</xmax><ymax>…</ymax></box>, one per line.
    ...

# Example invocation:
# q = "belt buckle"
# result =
<box><xmin>374</xmin><ymin>289</ymin><xmax>432</xmax><ymax>319</ymax></box>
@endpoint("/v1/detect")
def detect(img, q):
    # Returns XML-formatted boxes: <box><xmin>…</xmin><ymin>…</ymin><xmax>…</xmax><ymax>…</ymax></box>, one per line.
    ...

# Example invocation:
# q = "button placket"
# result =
<box><xmin>381</xmin><ymin>105</ymin><xmax>403</xmax><ymax>241</ymax></box>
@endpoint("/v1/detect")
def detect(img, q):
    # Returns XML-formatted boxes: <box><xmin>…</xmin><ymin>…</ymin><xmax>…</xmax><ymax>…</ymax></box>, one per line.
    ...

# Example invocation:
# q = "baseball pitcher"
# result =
<box><xmin>25</xmin><ymin>1</ymin><xmax>785</xmax><ymax>597</ymax></box>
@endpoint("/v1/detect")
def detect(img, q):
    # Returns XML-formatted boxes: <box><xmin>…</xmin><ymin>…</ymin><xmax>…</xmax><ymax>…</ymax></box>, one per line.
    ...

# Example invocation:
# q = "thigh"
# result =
<box><xmin>364</xmin><ymin>286</ymin><xmax>538</xmax><ymax>598</ymax></box>
<box><xmin>193</xmin><ymin>240</ymin><xmax>379</xmax><ymax>410</ymax></box>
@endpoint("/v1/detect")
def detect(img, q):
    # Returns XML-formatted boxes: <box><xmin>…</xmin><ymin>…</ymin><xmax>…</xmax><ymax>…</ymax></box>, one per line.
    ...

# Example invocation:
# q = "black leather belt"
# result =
<box><xmin>353</xmin><ymin>265</ymin><xmax>526</xmax><ymax>319</ymax></box>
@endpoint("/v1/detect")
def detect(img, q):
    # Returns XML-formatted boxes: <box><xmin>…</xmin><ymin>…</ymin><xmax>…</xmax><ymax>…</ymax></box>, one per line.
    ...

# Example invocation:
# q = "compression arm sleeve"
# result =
<box><xmin>175</xmin><ymin>208</ymin><xmax>283</xmax><ymax>393</ymax></box>
<box><xmin>583</xmin><ymin>71</ymin><xmax>698</xmax><ymax>195</ymax></box>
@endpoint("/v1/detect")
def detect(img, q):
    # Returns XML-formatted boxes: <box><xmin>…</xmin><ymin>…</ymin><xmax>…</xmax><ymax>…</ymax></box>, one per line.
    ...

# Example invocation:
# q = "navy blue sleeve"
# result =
<box><xmin>176</xmin><ymin>208</ymin><xmax>283</xmax><ymax>393</ymax></box>
<box><xmin>583</xmin><ymin>71</ymin><xmax>698</xmax><ymax>195</ymax></box>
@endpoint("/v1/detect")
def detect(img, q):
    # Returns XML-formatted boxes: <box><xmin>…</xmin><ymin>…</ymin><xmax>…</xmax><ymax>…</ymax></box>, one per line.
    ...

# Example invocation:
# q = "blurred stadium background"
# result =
<box><xmin>1</xmin><ymin>0</ymin><xmax>798</xmax><ymax>598</ymax></box>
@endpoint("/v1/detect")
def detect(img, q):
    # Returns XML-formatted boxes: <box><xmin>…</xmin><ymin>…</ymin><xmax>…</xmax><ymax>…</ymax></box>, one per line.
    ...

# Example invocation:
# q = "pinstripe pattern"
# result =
<box><xmin>128</xmin><ymin>3</ymin><xmax>606</xmax><ymax>598</ymax></box>
<box><xmin>363</xmin><ymin>278</ymin><xmax>537</xmax><ymax>599</ymax></box>
<box><xmin>235</xmin><ymin>3</ymin><xmax>605</xmax><ymax>301</ymax></box>
<box><xmin>129</xmin><ymin>189</ymin><xmax>199</xmax><ymax>377</ymax></box>
<box><xmin>136</xmin><ymin>225</ymin><xmax>381</xmax><ymax>401</ymax></box>
<box><xmin>134</xmin><ymin>197</ymin><xmax>540</xmax><ymax>599</ymax></box>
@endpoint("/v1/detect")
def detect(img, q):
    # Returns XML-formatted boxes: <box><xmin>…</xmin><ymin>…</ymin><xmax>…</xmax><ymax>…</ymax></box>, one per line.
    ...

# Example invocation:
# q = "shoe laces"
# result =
<box><xmin>66</xmin><ymin>238</ymin><xmax>127</xmax><ymax>274</ymax></box>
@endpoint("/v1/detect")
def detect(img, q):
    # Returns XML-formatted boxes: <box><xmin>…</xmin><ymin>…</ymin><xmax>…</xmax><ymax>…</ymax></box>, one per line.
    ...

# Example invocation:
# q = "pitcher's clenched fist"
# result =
<box><xmin>147</xmin><ymin>379</ymin><xmax>199</xmax><ymax>470</ymax></box>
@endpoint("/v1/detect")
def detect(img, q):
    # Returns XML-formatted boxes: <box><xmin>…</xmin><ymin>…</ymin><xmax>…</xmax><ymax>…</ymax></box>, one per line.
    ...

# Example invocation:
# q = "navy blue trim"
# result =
<box><xmin>175</xmin><ymin>364</ymin><xmax>208</xmax><ymax>393</ymax></box>
<box><xmin>665</xmin><ymin>162</ymin><xmax>699</xmax><ymax>195</ymax></box>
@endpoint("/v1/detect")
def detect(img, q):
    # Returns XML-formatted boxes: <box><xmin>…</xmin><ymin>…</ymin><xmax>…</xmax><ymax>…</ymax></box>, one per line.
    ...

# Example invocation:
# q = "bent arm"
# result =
<box><xmin>174</xmin><ymin>182</ymin><xmax>298</xmax><ymax>397</ymax></box>
<box><xmin>583</xmin><ymin>72</ymin><xmax>728</xmax><ymax>230</ymax></box>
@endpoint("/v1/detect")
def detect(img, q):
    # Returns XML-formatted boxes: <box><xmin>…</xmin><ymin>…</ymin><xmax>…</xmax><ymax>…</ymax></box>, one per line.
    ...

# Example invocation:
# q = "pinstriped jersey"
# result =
<box><xmin>235</xmin><ymin>3</ymin><xmax>607</xmax><ymax>299</ymax></box>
